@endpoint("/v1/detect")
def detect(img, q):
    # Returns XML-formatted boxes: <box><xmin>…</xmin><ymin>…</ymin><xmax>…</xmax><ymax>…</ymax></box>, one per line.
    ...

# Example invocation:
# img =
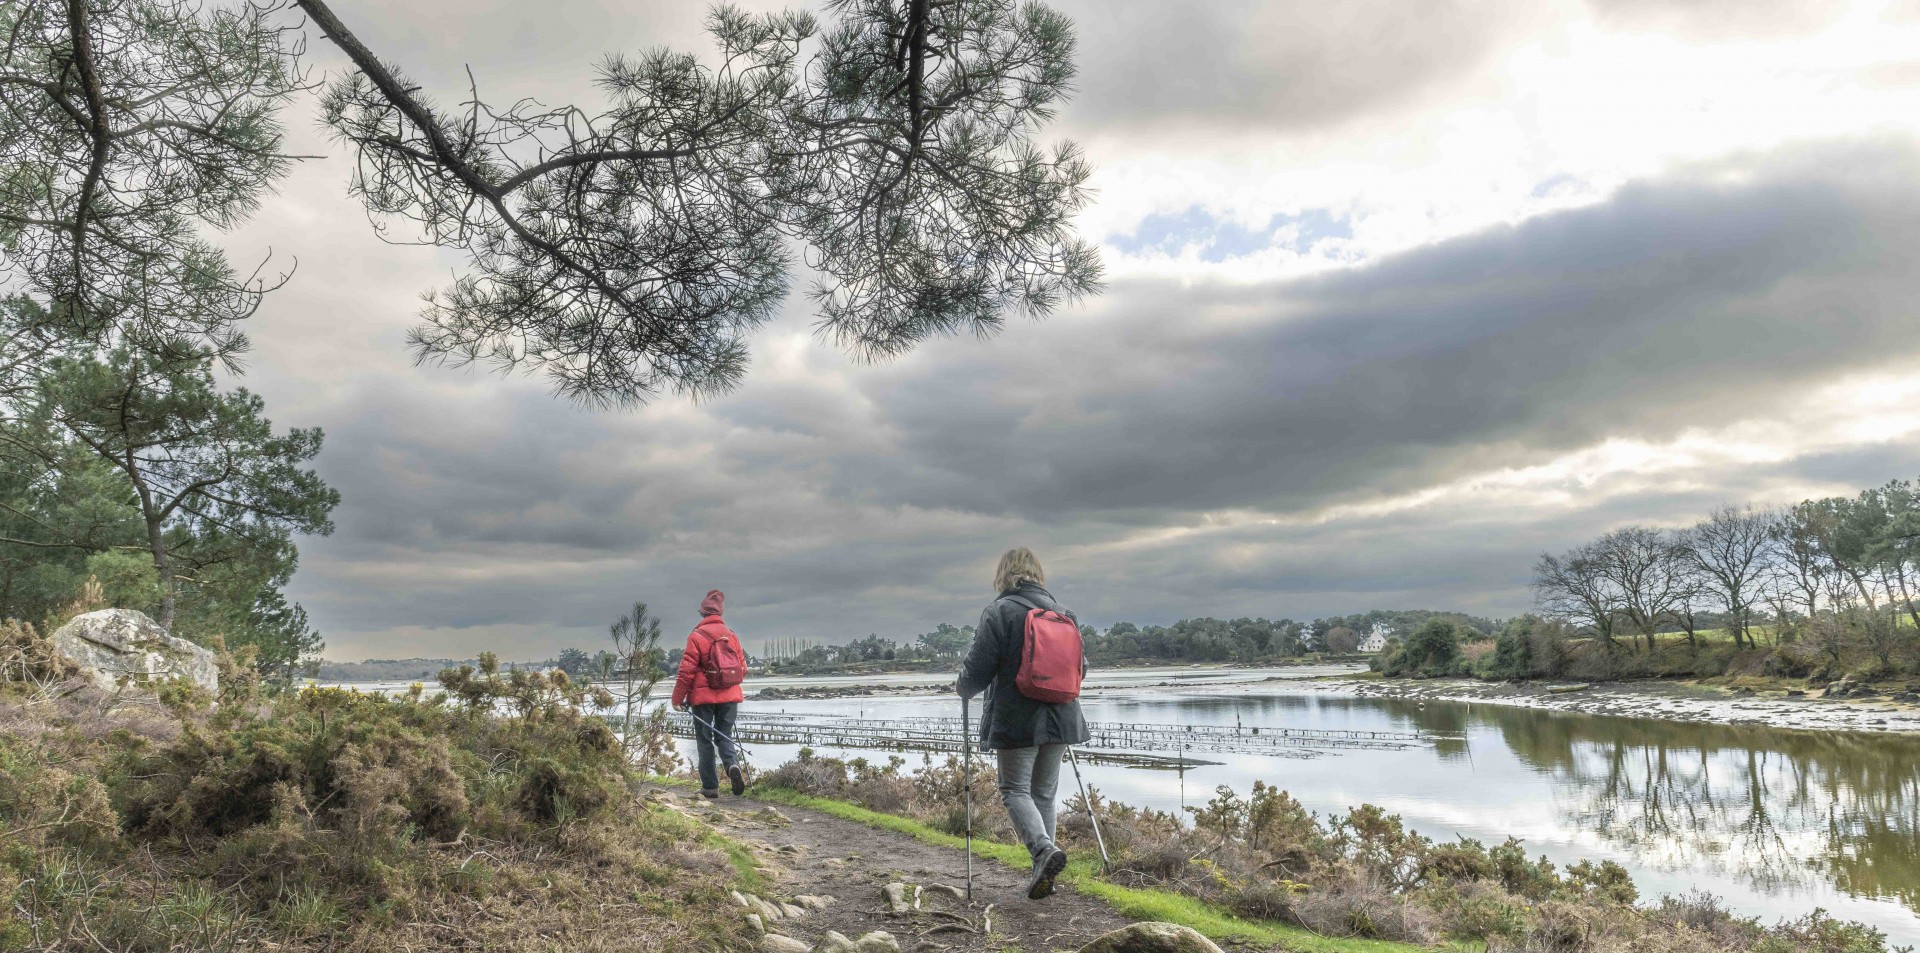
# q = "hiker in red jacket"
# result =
<box><xmin>672</xmin><ymin>589</ymin><xmax>749</xmax><ymax>798</ymax></box>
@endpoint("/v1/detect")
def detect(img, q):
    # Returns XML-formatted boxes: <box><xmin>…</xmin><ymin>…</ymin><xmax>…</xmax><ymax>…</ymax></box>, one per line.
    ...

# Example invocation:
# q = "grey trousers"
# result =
<box><xmin>997</xmin><ymin>743</ymin><xmax>1067</xmax><ymax>861</ymax></box>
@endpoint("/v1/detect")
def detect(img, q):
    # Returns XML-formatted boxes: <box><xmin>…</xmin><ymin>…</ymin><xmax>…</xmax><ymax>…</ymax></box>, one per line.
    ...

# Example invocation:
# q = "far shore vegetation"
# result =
<box><xmin>1374</xmin><ymin>474</ymin><xmax>1920</xmax><ymax>693</ymax></box>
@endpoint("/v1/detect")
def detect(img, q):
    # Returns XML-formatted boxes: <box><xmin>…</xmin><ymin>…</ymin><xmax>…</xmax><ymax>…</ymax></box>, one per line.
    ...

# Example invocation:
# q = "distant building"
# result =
<box><xmin>1360</xmin><ymin>622</ymin><xmax>1394</xmax><ymax>653</ymax></box>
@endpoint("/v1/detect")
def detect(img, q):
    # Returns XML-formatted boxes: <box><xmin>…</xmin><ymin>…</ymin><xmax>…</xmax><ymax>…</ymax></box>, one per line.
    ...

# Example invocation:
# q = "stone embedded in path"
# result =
<box><xmin>794</xmin><ymin>895</ymin><xmax>834</xmax><ymax>911</ymax></box>
<box><xmin>880</xmin><ymin>882</ymin><xmax>910</xmax><ymax>914</ymax></box>
<box><xmin>1078</xmin><ymin>922</ymin><xmax>1225</xmax><ymax>953</ymax></box>
<box><xmin>51</xmin><ymin>609</ymin><xmax>217</xmax><ymax>693</ymax></box>
<box><xmin>852</xmin><ymin>932</ymin><xmax>901</xmax><ymax>953</ymax></box>
<box><xmin>811</xmin><ymin>931</ymin><xmax>858</xmax><ymax>953</ymax></box>
<box><xmin>736</xmin><ymin>892</ymin><xmax>784</xmax><ymax>922</ymax></box>
<box><xmin>919</xmin><ymin>883</ymin><xmax>965</xmax><ymax>904</ymax></box>
<box><xmin>813</xmin><ymin>931</ymin><xmax>902</xmax><ymax>953</ymax></box>
<box><xmin>761</xmin><ymin>935</ymin><xmax>810</xmax><ymax>953</ymax></box>
<box><xmin>778</xmin><ymin>901</ymin><xmax>808</xmax><ymax>920</ymax></box>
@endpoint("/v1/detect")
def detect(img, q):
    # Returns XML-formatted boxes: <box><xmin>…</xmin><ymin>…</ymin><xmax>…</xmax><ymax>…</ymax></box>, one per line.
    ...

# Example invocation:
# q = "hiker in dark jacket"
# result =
<box><xmin>957</xmin><ymin>547</ymin><xmax>1090</xmax><ymax>900</ymax></box>
<box><xmin>672</xmin><ymin>589</ymin><xmax>748</xmax><ymax>799</ymax></box>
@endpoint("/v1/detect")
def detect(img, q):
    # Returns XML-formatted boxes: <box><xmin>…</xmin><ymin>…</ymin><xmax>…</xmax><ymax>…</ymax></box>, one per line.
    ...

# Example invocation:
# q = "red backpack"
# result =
<box><xmin>1007</xmin><ymin>595</ymin><xmax>1084</xmax><ymax>703</ymax></box>
<box><xmin>698</xmin><ymin>626</ymin><xmax>747</xmax><ymax>690</ymax></box>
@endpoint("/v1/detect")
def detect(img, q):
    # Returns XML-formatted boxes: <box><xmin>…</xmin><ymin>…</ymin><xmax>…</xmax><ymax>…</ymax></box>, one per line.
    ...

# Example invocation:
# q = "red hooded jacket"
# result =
<box><xmin>672</xmin><ymin>590</ymin><xmax>746</xmax><ymax>707</ymax></box>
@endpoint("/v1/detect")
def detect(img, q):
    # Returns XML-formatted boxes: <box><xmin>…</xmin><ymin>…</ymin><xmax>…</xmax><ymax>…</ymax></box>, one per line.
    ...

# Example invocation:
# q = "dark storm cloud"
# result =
<box><xmin>243</xmin><ymin>0</ymin><xmax>1920</xmax><ymax>656</ymax></box>
<box><xmin>763</xmin><ymin>140</ymin><xmax>1920</xmax><ymax>522</ymax></box>
<box><xmin>1046</xmin><ymin>0</ymin><xmax>1543</xmax><ymax>137</ymax></box>
<box><xmin>306</xmin><ymin>0</ymin><xmax>1537</xmax><ymax>147</ymax></box>
<box><xmin>293</xmin><ymin>138</ymin><xmax>1920</xmax><ymax>656</ymax></box>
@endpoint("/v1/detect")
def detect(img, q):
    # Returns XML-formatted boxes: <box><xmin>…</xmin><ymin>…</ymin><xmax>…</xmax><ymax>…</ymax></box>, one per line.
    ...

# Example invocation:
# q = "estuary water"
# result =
<box><xmin>698</xmin><ymin>670</ymin><xmax>1920</xmax><ymax>943</ymax></box>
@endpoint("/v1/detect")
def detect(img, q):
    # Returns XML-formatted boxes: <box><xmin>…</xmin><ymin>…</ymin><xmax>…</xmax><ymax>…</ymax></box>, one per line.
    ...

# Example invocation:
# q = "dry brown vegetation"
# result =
<box><xmin>0</xmin><ymin>624</ymin><xmax>751</xmax><ymax>952</ymax></box>
<box><xmin>763</xmin><ymin>750</ymin><xmax>1902</xmax><ymax>953</ymax></box>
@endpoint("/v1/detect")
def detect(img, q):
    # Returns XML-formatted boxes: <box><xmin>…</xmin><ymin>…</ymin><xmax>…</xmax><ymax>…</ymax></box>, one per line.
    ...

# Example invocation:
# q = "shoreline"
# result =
<box><xmin>1284</xmin><ymin>675</ymin><xmax>1920</xmax><ymax>735</ymax></box>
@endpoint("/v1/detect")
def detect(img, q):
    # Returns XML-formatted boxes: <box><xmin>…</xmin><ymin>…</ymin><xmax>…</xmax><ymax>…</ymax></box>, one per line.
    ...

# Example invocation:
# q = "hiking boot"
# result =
<box><xmin>1026</xmin><ymin>847</ymin><xmax>1067</xmax><ymax>900</ymax></box>
<box><xmin>700</xmin><ymin>788</ymin><xmax>721</xmax><ymax>800</ymax></box>
<box><xmin>727</xmin><ymin>763</ymin><xmax>747</xmax><ymax>796</ymax></box>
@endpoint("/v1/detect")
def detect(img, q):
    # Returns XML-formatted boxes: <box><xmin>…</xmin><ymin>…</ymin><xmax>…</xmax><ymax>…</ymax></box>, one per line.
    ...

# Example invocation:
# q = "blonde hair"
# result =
<box><xmin>993</xmin><ymin>547</ymin><xmax>1046</xmax><ymax>594</ymax></box>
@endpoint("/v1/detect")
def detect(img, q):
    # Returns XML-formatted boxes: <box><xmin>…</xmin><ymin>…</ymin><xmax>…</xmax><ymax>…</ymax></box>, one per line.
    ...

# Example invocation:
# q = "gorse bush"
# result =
<box><xmin>0</xmin><ymin>619</ymin><xmax>79</xmax><ymax>694</ymax></box>
<box><xmin>0</xmin><ymin>642</ymin><xmax>748</xmax><ymax>951</ymax></box>
<box><xmin>117</xmin><ymin>656</ymin><xmax>632</xmax><ymax>910</ymax></box>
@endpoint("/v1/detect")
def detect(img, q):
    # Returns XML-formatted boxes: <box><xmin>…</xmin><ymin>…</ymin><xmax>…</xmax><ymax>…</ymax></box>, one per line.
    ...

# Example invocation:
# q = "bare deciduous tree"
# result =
<box><xmin>1593</xmin><ymin>527</ymin><xmax>1689</xmax><ymax>655</ymax></box>
<box><xmin>1768</xmin><ymin>504</ymin><xmax>1828</xmax><ymax>628</ymax></box>
<box><xmin>1682</xmin><ymin>505</ymin><xmax>1778</xmax><ymax>648</ymax></box>
<box><xmin>1533</xmin><ymin>543</ymin><xmax>1623</xmax><ymax>650</ymax></box>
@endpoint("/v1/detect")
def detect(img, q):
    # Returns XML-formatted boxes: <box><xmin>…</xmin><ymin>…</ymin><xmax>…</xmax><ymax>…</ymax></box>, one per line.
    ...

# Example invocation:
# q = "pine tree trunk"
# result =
<box><xmin>129</xmin><ymin>459</ymin><xmax>176</xmax><ymax>631</ymax></box>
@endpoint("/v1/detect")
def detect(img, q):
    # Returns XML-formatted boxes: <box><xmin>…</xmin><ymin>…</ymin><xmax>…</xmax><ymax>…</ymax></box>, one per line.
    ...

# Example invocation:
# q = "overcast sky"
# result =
<box><xmin>223</xmin><ymin>0</ymin><xmax>1920</xmax><ymax>660</ymax></box>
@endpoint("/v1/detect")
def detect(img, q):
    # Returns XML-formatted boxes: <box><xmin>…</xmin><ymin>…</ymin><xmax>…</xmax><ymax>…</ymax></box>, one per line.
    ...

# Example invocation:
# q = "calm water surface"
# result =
<box><xmin>704</xmin><ymin>679</ymin><xmax>1920</xmax><ymax>943</ymax></box>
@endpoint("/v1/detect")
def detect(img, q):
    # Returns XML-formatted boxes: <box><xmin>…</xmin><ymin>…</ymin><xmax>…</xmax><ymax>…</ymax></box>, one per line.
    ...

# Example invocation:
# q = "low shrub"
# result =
<box><xmin>760</xmin><ymin>755</ymin><xmax>1903</xmax><ymax>953</ymax></box>
<box><xmin>1382</xmin><ymin>619</ymin><xmax>1465</xmax><ymax>678</ymax></box>
<box><xmin>0</xmin><ymin>646</ymin><xmax>748</xmax><ymax>951</ymax></box>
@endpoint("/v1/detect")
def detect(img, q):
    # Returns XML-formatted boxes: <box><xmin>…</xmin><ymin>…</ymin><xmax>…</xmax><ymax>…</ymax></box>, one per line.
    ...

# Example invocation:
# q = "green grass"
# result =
<box><xmin>750</xmin><ymin>786</ymin><xmax>1455</xmax><ymax>953</ymax></box>
<box><xmin>643</xmin><ymin>775</ymin><xmax>772</xmax><ymax>893</ymax></box>
<box><xmin>705</xmin><ymin>830</ymin><xmax>772</xmax><ymax>894</ymax></box>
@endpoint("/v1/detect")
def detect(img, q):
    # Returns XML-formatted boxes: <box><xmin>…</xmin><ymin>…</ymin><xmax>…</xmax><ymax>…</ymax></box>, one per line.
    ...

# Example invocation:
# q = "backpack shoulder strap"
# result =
<box><xmin>1005</xmin><ymin>594</ymin><xmax>1072</xmax><ymax>620</ymax></box>
<box><xmin>1003</xmin><ymin>594</ymin><xmax>1039</xmax><ymax>612</ymax></box>
<box><xmin>692</xmin><ymin>624</ymin><xmax>722</xmax><ymax>658</ymax></box>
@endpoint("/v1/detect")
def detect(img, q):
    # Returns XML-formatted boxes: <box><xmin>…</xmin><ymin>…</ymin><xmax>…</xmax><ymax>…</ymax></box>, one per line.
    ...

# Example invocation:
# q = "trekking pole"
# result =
<box><xmin>682</xmin><ymin>708</ymin><xmax>752</xmax><ymax>762</ymax></box>
<box><xmin>961</xmin><ymin>693</ymin><xmax>974</xmax><ymax>902</ymax></box>
<box><xmin>1066</xmin><ymin>746</ymin><xmax>1112</xmax><ymax>873</ymax></box>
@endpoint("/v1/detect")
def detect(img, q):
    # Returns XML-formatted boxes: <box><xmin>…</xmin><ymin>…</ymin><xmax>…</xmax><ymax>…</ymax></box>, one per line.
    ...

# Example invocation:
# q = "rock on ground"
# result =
<box><xmin>812</xmin><ymin>932</ymin><xmax>858</xmax><ymax>953</ymax></box>
<box><xmin>853</xmin><ymin>932</ymin><xmax>901</xmax><ymax>953</ymax></box>
<box><xmin>1078</xmin><ymin>922</ymin><xmax>1225</xmax><ymax>953</ymax></box>
<box><xmin>760</xmin><ymin>935</ymin><xmax>810</xmax><ymax>953</ymax></box>
<box><xmin>813</xmin><ymin>931</ymin><xmax>901</xmax><ymax>953</ymax></box>
<box><xmin>51</xmin><ymin>609</ymin><xmax>217</xmax><ymax>694</ymax></box>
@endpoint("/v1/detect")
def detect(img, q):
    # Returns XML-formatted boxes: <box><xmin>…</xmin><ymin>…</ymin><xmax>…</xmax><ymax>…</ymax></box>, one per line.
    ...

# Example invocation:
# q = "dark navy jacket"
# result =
<box><xmin>957</xmin><ymin>582</ymin><xmax>1091</xmax><ymax>750</ymax></box>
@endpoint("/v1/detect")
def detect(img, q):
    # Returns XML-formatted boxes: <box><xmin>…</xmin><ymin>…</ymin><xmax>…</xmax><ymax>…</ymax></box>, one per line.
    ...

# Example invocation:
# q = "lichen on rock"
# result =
<box><xmin>50</xmin><ymin>609</ymin><xmax>217</xmax><ymax>694</ymax></box>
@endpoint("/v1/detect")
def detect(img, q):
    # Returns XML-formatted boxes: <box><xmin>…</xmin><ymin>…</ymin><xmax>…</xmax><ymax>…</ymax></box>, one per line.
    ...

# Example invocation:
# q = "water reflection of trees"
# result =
<box><xmin>1099</xmin><ymin>692</ymin><xmax>1920</xmax><ymax>911</ymax></box>
<box><xmin>1484</xmin><ymin>707</ymin><xmax>1920</xmax><ymax>910</ymax></box>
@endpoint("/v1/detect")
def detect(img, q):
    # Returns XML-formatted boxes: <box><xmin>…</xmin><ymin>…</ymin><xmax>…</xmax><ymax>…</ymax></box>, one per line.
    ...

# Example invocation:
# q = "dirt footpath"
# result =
<box><xmin>670</xmin><ymin>788</ymin><xmax>1133</xmax><ymax>953</ymax></box>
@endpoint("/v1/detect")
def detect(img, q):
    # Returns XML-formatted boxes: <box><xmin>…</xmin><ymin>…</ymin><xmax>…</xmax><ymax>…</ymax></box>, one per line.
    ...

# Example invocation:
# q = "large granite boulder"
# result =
<box><xmin>1078</xmin><ymin>923</ymin><xmax>1224</xmax><ymax>953</ymax></box>
<box><xmin>51</xmin><ymin>609</ymin><xmax>217</xmax><ymax>693</ymax></box>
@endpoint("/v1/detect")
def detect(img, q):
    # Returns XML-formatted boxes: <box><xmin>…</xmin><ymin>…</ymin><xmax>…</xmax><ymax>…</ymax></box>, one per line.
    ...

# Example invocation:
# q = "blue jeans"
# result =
<box><xmin>997</xmin><ymin>743</ymin><xmax>1066</xmax><ymax>861</ymax></box>
<box><xmin>692</xmin><ymin>702</ymin><xmax>739</xmax><ymax>791</ymax></box>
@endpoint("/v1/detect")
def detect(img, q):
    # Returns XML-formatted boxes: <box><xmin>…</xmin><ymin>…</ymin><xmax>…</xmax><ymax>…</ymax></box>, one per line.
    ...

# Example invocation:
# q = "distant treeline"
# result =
<box><xmin>316</xmin><ymin>656</ymin><xmax>545</xmax><ymax>683</ymax></box>
<box><xmin>320</xmin><ymin>610</ymin><xmax>1504</xmax><ymax>682</ymax></box>
<box><xmin>754</xmin><ymin>609</ymin><xmax>1498</xmax><ymax>674</ymax></box>
<box><xmin>1381</xmin><ymin>474</ymin><xmax>1920</xmax><ymax>685</ymax></box>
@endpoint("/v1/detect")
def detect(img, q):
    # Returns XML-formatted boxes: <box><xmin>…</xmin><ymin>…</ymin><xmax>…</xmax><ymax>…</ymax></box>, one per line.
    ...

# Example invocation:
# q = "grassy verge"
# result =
<box><xmin>751</xmin><ymin>786</ymin><xmax>1457</xmax><ymax>953</ymax></box>
<box><xmin>706</xmin><ymin>830</ymin><xmax>772</xmax><ymax>894</ymax></box>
